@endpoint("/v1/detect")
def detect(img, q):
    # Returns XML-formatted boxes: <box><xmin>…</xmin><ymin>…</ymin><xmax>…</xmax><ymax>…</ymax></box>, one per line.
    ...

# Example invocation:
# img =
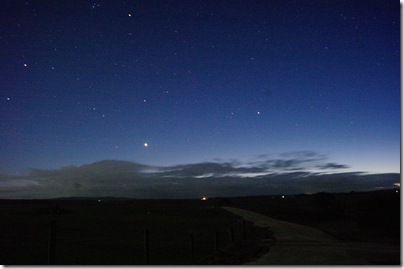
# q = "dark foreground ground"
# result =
<box><xmin>225</xmin><ymin>206</ymin><xmax>400</xmax><ymax>265</ymax></box>
<box><xmin>224</xmin><ymin>189</ymin><xmax>400</xmax><ymax>246</ymax></box>
<box><xmin>224</xmin><ymin>189</ymin><xmax>401</xmax><ymax>265</ymax></box>
<box><xmin>0</xmin><ymin>189</ymin><xmax>400</xmax><ymax>265</ymax></box>
<box><xmin>0</xmin><ymin>198</ymin><xmax>270</xmax><ymax>265</ymax></box>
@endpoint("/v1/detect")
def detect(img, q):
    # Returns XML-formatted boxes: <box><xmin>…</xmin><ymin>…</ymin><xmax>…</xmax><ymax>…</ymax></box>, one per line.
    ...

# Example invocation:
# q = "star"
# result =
<box><xmin>91</xmin><ymin>3</ymin><xmax>100</xmax><ymax>9</ymax></box>
<box><xmin>23</xmin><ymin>63</ymin><xmax>28</xmax><ymax>67</ymax></box>
<box><xmin>144</xmin><ymin>143</ymin><xmax>148</xmax><ymax>147</ymax></box>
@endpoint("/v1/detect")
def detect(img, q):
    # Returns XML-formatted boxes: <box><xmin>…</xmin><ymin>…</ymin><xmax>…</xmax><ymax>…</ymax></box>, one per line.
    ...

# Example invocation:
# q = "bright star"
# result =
<box><xmin>144</xmin><ymin>143</ymin><xmax>148</xmax><ymax>147</ymax></box>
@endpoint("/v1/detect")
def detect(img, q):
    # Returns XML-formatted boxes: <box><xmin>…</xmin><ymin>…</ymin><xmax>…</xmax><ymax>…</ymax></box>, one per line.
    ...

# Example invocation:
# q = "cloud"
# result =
<box><xmin>161</xmin><ymin>162</ymin><xmax>236</xmax><ymax>177</ymax></box>
<box><xmin>161</xmin><ymin>161</ymin><xmax>268</xmax><ymax>178</ymax></box>
<box><xmin>246</xmin><ymin>151</ymin><xmax>327</xmax><ymax>172</ymax></box>
<box><xmin>28</xmin><ymin>160</ymin><xmax>150</xmax><ymax>179</ymax></box>
<box><xmin>317</xmin><ymin>163</ymin><xmax>350</xmax><ymax>170</ymax></box>
<box><xmin>279</xmin><ymin>150</ymin><xmax>324</xmax><ymax>159</ymax></box>
<box><xmin>0</xmin><ymin>153</ymin><xmax>399</xmax><ymax>199</ymax></box>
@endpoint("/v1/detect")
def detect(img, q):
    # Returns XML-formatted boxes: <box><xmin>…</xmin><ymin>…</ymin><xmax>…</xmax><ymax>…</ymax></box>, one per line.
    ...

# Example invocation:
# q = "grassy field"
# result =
<box><xmin>0</xmin><ymin>198</ymin><xmax>270</xmax><ymax>265</ymax></box>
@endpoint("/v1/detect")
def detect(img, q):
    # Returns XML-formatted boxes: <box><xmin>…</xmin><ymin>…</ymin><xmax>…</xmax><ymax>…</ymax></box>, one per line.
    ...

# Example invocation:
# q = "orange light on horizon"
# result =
<box><xmin>201</xmin><ymin>197</ymin><xmax>208</xmax><ymax>201</ymax></box>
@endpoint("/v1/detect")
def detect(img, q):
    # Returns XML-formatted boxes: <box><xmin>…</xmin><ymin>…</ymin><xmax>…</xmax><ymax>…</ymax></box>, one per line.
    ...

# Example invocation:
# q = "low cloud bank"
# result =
<box><xmin>0</xmin><ymin>152</ymin><xmax>400</xmax><ymax>199</ymax></box>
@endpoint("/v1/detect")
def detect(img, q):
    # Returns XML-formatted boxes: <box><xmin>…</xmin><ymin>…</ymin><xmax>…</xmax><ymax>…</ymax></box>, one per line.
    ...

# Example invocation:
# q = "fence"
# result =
<box><xmin>46</xmin><ymin>216</ymin><xmax>249</xmax><ymax>265</ymax></box>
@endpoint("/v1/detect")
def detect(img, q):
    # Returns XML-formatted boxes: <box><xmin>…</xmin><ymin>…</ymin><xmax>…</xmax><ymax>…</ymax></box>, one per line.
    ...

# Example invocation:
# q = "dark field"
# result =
<box><xmin>0</xmin><ymin>189</ymin><xmax>400</xmax><ymax>265</ymax></box>
<box><xmin>226</xmin><ymin>189</ymin><xmax>401</xmax><ymax>245</ymax></box>
<box><xmin>0</xmin><ymin>198</ymin><xmax>270</xmax><ymax>265</ymax></box>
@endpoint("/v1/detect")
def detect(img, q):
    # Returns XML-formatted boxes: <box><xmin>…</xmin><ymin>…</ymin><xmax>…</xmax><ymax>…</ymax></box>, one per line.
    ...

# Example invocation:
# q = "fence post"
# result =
<box><xmin>189</xmin><ymin>232</ymin><xmax>194</xmax><ymax>264</ymax></box>
<box><xmin>232</xmin><ymin>215</ymin><xmax>237</xmax><ymax>225</ymax></box>
<box><xmin>242</xmin><ymin>220</ymin><xmax>247</xmax><ymax>240</ymax></box>
<box><xmin>48</xmin><ymin>220</ymin><xmax>56</xmax><ymax>265</ymax></box>
<box><xmin>144</xmin><ymin>229</ymin><xmax>149</xmax><ymax>265</ymax></box>
<box><xmin>213</xmin><ymin>231</ymin><xmax>218</xmax><ymax>253</ymax></box>
<box><xmin>227</xmin><ymin>226</ymin><xmax>234</xmax><ymax>246</ymax></box>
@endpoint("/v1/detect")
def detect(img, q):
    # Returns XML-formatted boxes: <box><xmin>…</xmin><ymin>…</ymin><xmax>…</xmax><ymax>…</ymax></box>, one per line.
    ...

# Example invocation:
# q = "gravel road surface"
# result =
<box><xmin>223</xmin><ymin>206</ymin><xmax>400</xmax><ymax>265</ymax></box>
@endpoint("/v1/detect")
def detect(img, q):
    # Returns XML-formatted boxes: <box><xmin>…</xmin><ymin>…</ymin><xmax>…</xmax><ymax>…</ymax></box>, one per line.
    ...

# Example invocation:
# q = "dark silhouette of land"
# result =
<box><xmin>0</xmin><ymin>189</ymin><xmax>399</xmax><ymax>265</ymax></box>
<box><xmin>224</xmin><ymin>206</ymin><xmax>399</xmax><ymax>265</ymax></box>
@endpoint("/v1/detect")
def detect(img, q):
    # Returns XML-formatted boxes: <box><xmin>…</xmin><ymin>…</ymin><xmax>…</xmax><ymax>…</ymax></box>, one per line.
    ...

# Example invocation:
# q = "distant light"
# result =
<box><xmin>23</xmin><ymin>63</ymin><xmax>28</xmax><ymax>67</ymax></box>
<box><xmin>282</xmin><ymin>195</ymin><xmax>285</xmax><ymax>199</ymax></box>
<box><xmin>98</xmin><ymin>200</ymin><xmax>101</xmax><ymax>202</ymax></box>
<box><xmin>128</xmin><ymin>13</ymin><xmax>132</xmax><ymax>17</ymax></box>
<box><xmin>396</xmin><ymin>190</ymin><xmax>399</xmax><ymax>193</ymax></box>
<box><xmin>201</xmin><ymin>197</ymin><xmax>208</xmax><ymax>201</ymax></box>
<box><xmin>144</xmin><ymin>143</ymin><xmax>148</xmax><ymax>147</ymax></box>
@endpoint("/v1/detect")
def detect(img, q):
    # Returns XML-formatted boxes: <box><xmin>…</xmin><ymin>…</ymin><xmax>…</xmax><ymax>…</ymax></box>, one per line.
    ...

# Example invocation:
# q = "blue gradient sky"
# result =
<box><xmin>0</xmin><ymin>0</ymin><xmax>400</xmax><ymax>176</ymax></box>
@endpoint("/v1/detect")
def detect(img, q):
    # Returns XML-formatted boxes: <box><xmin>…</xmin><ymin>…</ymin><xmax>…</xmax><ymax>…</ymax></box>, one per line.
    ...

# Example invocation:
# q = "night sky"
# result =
<box><xmin>0</xmin><ymin>0</ymin><xmax>400</xmax><ymax>178</ymax></box>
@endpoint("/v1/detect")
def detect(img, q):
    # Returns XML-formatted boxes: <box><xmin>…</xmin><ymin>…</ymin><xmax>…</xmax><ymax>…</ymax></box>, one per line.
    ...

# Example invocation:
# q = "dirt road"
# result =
<box><xmin>223</xmin><ymin>206</ymin><xmax>400</xmax><ymax>265</ymax></box>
